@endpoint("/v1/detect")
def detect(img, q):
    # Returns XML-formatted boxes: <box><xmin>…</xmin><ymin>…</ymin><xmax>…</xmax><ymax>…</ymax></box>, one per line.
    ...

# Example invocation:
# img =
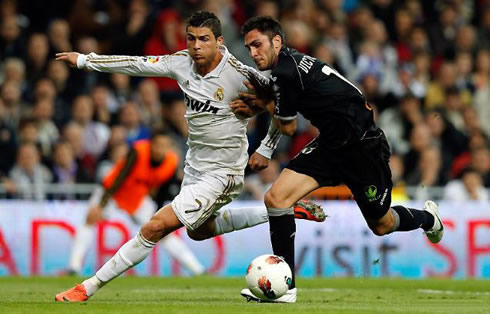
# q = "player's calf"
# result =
<box><xmin>366</xmin><ymin>211</ymin><xmax>396</xmax><ymax>236</ymax></box>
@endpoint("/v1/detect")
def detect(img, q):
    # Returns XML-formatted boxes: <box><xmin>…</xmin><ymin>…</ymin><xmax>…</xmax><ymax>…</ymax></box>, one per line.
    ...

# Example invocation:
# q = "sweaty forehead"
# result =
<box><xmin>244</xmin><ymin>29</ymin><xmax>268</xmax><ymax>45</ymax></box>
<box><xmin>187</xmin><ymin>26</ymin><xmax>215</xmax><ymax>39</ymax></box>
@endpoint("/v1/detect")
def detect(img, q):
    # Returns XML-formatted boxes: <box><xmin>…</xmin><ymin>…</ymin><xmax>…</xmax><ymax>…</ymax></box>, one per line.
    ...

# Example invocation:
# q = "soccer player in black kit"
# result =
<box><xmin>235</xmin><ymin>16</ymin><xmax>444</xmax><ymax>303</ymax></box>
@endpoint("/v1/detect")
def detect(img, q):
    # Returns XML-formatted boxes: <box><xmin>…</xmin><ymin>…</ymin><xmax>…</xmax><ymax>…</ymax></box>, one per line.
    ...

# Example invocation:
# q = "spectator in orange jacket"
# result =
<box><xmin>66</xmin><ymin>130</ymin><xmax>204</xmax><ymax>276</ymax></box>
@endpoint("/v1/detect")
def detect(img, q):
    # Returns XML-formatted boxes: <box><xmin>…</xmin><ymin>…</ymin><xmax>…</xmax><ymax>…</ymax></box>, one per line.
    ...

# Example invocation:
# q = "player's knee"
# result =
<box><xmin>186</xmin><ymin>230</ymin><xmax>210</xmax><ymax>241</ymax></box>
<box><xmin>264</xmin><ymin>189</ymin><xmax>287</xmax><ymax>209</ymax></box>
<box><xmin>141</xmin><ymin>217</ymin><xmax>168</xmax><ymax>242</ymax></box>
<box><xmin>187</xmin><ymin>221</ymin><xmax>215</xmax><ymax>241</ymax></box>
<box><xmin>369</xmin><ymin>221</ymin><xmax>394</xmax><ymax>236</ymax></box>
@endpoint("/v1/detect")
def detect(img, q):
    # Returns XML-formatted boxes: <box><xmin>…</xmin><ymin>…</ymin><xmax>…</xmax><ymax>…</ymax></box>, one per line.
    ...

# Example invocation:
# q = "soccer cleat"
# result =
<box><xmin>241</xmin><ymin>287</ymin><xmax>297</xmax><ymax>303</ymax></box>
<box><xmin>294</xmin><ymin>199</ymin><xmax>326</xmax><ymax>222</ymax></box>
<box><xmin>55</xmin><ymin>284</ymin><xmax>89</xmax><ymax>302</ymax></box>
<box><xmin>423</xmin><ymin>200</ymin><xmax>444</xmax><ymax>244</ymax></box>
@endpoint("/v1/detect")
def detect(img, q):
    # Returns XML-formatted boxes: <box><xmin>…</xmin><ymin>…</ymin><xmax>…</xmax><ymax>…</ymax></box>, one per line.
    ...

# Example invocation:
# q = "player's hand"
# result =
<box><xmin>248</xmin><ymin>152</ymin><xmax>269</xmax><ymax>171</ymax></box>
<box><xmin>55</xmin><ymin>52</ymin><xmax>80</xmax><ymax>68</ymax></box>
<box><xmin>238</xmin><ymin>81</ymin><xmax>268</xmax><ymax>109</ymax></box>
<box><xmin>86</xmin><ymin>205</ymin><xmax>104</xmax><ymax>224</ymax></box>
<box><xmin>230</xmin><ymin>98</ymin><xmax>263</xmax><ymax>119</ymax></box>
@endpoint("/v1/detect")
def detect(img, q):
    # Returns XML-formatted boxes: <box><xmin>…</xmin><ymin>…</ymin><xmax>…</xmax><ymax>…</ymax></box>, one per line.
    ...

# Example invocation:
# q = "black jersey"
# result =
<box><xmin>271</xmin><ymin>47</ymin><xmax>374</xmax><ymax>148</ymax></box>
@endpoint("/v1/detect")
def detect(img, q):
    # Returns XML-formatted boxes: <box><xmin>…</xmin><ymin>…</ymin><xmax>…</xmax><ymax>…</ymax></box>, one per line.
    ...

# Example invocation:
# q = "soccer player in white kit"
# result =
<box><xmin>54</xmin><ymin>11</ymin><xmax>325</xmax><ymax>302</ymax></box>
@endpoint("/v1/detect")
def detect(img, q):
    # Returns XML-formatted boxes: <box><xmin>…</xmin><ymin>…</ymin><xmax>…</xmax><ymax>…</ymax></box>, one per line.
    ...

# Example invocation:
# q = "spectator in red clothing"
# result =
<box><xmin>143</xmin><ymin>9</ymin><xmax>186</xmax><ymax>100</ymax></box>
<box><xmin>394</xmin><ymin>8</ymin><xmax>414</xmax><ymax>63</ymax></box>
<box><xmin>451</xmin><ymin>129</ymin><xmax>488</xmax><ymax>179</ymax></box>
<box><xmin>471</xmin><ymin>147</ymin><xmax>490</xmax><ymax>187</ymax></box>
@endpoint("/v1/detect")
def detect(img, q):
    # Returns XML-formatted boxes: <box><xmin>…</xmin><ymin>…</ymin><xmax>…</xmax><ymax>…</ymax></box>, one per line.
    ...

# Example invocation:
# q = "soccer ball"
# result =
<box><xmin>245</xmin><ymin>254</ymin><xmax>292</xmax><ymax>301</ymax></box>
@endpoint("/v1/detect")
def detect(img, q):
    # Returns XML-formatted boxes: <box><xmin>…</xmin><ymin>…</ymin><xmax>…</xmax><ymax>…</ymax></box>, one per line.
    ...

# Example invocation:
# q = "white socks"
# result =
<box><xmin>83</xmin><ymin>232</ymin><xmax>156</xmax><ymax>296</ymax></box>
<box><xmin>69</xmin><ymin>224</ymin><xmax>95</xmax><ymax>273</ymax></box>
<box><xmin>80</xmin><ymin>207</ymin><xmax>270</xmax><ymax>297</ymax></box>
<box><xmin>160</xmin><ymin>234</ymin><xmax>205</xmax><ymax>275</ymax></box>
<box><xmin>214</xmin><ymin>206</ymin><xmax>269</xmax><ymax>235</ymax></box>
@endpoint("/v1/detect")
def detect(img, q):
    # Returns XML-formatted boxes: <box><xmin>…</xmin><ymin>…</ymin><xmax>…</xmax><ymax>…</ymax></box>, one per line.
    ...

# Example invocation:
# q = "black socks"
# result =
<box><xmin>269</xmin><ymin>214</ymin><xmax>296</xmax><ymax>289</ymax></box>
<box><xmin>391</xmin><ymin>205</ymin><xmax>434</xmax><ymax>231</ymax></box>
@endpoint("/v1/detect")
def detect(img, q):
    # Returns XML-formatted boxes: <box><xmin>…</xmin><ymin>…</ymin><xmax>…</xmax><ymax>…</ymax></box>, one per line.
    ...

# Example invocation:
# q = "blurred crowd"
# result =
<box><xmin>0</xmin><ymin>0</ymin><xmax>488</xmax><ymax>201</ymax></box>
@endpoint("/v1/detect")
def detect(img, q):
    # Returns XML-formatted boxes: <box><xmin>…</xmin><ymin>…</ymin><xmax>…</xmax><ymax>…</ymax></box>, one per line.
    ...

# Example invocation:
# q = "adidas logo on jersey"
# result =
<box><xmin>184</xmin><ymin>93</ymin><xmax>220</xmax><ymax>114</ymax></box>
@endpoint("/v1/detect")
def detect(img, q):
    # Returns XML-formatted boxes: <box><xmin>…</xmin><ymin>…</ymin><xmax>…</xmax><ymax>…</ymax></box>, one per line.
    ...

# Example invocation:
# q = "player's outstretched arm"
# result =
<box><xmin>251</xmin><ymin>119</ymin><xmax>283</xmax><ymax>171</ymax></box>
<box><xmin>56</xmin><ymin>51</ymin><xmax>173</xmax><ymax>77</ymax></box>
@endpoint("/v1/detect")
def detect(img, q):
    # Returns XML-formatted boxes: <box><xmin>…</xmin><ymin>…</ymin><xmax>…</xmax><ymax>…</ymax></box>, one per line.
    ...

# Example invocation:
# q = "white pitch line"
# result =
<box><xmin>131</xmin><ymin>287</ymin><xmax>343</xmax><ymax>294</ymax></box>
<box><xmin>132</xmin><ymin>288</ymin><xmax>233</xmax><ymax>293</ymax></box>
<box><xmin>418</xmin><ymin>289</ymin><xmax>490</xmax><ymax>296</ymax></box>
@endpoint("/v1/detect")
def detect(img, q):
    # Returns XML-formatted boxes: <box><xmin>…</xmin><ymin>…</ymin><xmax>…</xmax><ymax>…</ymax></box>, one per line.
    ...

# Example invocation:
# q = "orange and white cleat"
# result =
<box><xmin>55</xmin><ymin>284</ymin><xmax>89</xmax><ymax>302</ymax></box>
<box><xmin>293</xmin><ymin>199</ymin><xmax>327</xmax><ymax>222</ymax></box>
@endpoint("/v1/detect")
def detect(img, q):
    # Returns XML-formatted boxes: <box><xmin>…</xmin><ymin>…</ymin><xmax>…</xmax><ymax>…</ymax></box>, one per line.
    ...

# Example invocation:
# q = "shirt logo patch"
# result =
<box><xmin>364</xmin><ymin>185</ymin><xmax>380</xmax><ymax>202</ymax></box>
<box><xmin>147</xmin><ymin>56</ymin><xmax>159</xmax><ymax>63</ymax></box>
<box><xmin>214</xmin><ymin>87</ymin><xmax>224</xmax><ymax>101</ymax></box>
<box><xmin>184</xmin><ymin>93</ymin><xmax>220</xmax><ymax>114</ymax></box>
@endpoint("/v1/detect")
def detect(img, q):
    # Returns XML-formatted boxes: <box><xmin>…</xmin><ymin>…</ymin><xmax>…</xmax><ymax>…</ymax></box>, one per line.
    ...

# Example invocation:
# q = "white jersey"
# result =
<box><xmin>77</xmin><ymin>46</ymin><xmax>278</xmax><ymax>175</ymax></box>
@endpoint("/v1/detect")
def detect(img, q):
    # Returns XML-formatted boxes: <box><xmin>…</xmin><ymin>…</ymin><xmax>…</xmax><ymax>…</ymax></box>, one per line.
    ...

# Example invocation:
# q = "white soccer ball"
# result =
<box><xmin>245</xmin><ymin>254</ymin><xmax>292</xmax><ymax>301</ymax></box>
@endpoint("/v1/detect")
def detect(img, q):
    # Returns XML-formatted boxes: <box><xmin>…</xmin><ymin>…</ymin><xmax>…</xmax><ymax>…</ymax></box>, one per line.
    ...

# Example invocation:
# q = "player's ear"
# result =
<box><xmin>272</xmin><ymin>35</ymin><xmax>282</xmax><ymax>50</ymax></box>
<box><xmin>217</xmin><ymin>36</ymin><xmax>224</xmax><ymax>46</ymax></box>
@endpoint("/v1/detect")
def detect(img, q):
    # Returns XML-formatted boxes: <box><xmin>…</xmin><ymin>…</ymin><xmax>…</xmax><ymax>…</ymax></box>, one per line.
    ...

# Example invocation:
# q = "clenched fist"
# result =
<box><xmin>230</xmin><ymin>98</ymin><xmax>264</xmax><ymax>119</ymax></box>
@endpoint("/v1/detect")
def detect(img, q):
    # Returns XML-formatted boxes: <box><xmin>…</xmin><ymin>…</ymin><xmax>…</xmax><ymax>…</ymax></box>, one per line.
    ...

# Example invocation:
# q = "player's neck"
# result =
<box><xmin>196</xmin><ymin>52</ymin><xmax>223</xmax><ymax>76</ymax></box>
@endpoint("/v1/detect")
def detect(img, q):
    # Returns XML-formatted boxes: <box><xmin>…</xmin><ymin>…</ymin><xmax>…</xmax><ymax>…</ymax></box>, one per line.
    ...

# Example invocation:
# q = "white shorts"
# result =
<box><xmin>89</xmin><ymin>186</ymin><xmax>157</xmax><ymax>226</ymax></box>
<box><xmin>172</xmin><ymin>165</ymin><xmax>244</xmax><ymax>231</ymax></box>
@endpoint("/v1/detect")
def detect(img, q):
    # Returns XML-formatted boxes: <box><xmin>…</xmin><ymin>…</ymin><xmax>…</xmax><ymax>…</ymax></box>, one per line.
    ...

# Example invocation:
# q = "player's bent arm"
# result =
<box><xmin>77</xmin><ymin>52</ymin><xmax>173</xmax><ymax>77</ymax></box>
<box><xmin>274</xmin><ymin>118</ymin><xmax>297</xmax><ymax>137</ymax></box>
<box><xmin>255</xmin><ymin>121</ymin><xmax>282</xmax><ymax>159</ymax></box>
<box><xmin>230</xmin><ymin>99</ymin><xmax>263</xmax><ymax>119</ymax></box>
<box><xmin>249</xmin><ymin>122</ymin><xmax>280</xmax><ymax>171</ymax></box>
<box><xmin>99</xmin><ymin>148</ymin><xmax>138</xmax><ymax>208</ymax></box>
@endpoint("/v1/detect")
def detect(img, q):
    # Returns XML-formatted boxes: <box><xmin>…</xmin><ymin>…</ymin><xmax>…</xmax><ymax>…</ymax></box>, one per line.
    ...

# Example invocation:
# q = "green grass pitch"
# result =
<box><xmin>1</xmin><ymin>276</ymin><xmax>489</xmax><ymax>313</ymax></box>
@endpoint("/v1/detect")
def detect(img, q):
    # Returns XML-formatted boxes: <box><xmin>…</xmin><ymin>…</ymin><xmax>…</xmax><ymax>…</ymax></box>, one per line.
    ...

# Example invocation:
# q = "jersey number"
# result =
<box><xmin>321</xmin><ymin>65</ymin><xmax>363</xmax><ymax>95</ymax></box>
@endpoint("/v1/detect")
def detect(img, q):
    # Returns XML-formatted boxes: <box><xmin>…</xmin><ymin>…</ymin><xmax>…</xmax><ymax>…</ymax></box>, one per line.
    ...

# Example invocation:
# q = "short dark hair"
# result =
<box><xmin>186</xmin><ymin>11</ymin><xmax>222</xmax><ymax>39</ymax></box>
<box><xmin>241</xmin><ymin>16</ymin><xmax>285</xmax><ymax>43</ymax></box>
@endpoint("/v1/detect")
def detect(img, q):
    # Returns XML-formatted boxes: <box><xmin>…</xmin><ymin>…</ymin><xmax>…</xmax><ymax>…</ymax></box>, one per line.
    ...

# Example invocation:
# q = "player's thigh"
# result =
<box><xmin>172</xmin><ymin>168</ymin><xmax>243</xmax><ymax>232</ymax></box>
<box><xmin>267</xmin><ymin>138</ymin><xmax>338</xmax><ymax>208</ymax></box>
<box><xmin>141</xmin><ymin>203</ymin><xmax>183</xmax><ymax>242</ymax></box>
<box><xmin>265</xmin><ymin>168</ymin><xmax>319</xmax><ymax>208</ymax></box>
<box><xmin>343</xmin><ymin>128</ymin><xmax>393</xmax><ymax>221</ymax></box>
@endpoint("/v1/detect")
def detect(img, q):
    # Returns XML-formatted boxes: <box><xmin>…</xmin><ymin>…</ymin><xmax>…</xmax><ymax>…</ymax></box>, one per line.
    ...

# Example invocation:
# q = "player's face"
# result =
<box><xmin>244</xmin><ymin>29</ymin><xmax>279</xmax><ymax>71</ymax></box>
<box><xmin>150</xmin><ymin>135</ymin><xmax>173</xmax><ymax>163</ymax></box>
<box><xmin>186</xmin><ymin>26</ymin><xmax>223</xmax><ymax>68</ymax></box>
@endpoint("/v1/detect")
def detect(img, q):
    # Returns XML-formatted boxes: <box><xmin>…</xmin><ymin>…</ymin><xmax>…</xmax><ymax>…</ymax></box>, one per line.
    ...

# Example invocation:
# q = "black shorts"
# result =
<box><xmin>287</xmin><ymin>128</ymin><xmax>393</xmax><ymax>220</ymax></box>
